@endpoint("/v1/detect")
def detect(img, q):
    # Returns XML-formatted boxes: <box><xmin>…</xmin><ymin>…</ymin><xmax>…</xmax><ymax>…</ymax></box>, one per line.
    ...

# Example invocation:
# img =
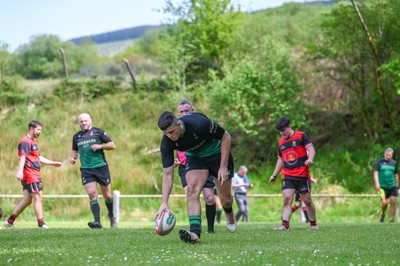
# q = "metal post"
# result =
<box><xmin>113</xmin><ymin>190</ymin><xmax>120</xmax><ymax>223</ymax></box>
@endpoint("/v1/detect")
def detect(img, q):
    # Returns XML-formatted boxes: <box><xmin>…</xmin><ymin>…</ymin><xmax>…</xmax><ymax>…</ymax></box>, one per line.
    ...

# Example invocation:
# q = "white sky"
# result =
<box><xmin>0</xmin><ymin>0</ymin><xmax>309</xmax><ymax>51</ymax></box>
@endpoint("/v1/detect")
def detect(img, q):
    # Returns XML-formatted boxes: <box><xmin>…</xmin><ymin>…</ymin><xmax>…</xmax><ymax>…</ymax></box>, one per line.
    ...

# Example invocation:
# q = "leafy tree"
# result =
<box><xmin>10</xmin><ymin>34</ymin><xmax>99</xmax><ymax>79</ymax></box>
<box><xmin>160</xmin><ymin>0</ymin><xmax>243</xmax><ymax>92</ymax></box>
<box><xmin>306</xmin><ymin>0</ymin><xmax>400</xmax><ymax>143</ymax></box>
<box><xmin>0</xmin><ymin>42</ymin><xmax>11</xmax><ymax>87</ymax></box>
<box><xmin>209</xmin><ymin>38</ymin><xmax>306</xmax><ymax>163</ymax></box>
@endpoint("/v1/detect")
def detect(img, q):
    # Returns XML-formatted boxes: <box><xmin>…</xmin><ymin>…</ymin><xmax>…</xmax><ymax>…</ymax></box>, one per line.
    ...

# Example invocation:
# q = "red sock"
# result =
<box><xmin>310</xmin><ymin>220</ymin><xmax>317</xmax><ymax>227</ymax></box>
<box><xmin>282</xmin><ymin>220</ymin><xmax>289</xmax><ymax>229</ymax></box>
<box><xmin>7</xmin><ymin>213</ymin><xmax>17</xmax><ymax>224</ymax></box>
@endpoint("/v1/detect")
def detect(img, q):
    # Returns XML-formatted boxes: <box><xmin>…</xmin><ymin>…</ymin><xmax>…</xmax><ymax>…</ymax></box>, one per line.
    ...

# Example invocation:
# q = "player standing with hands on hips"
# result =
<box><xmin>269</xmin><ymin>116</ymin><xmax>318</xmax><ymax>231</ymax></box>
<box><xmin>156</xmin><ymin>111</ymin><xmax>236</xmax><ymax>244</ymax></box>
<box><xmin>4</xmin><ymin>120</ymin><xmax>62</xmax><ymax>229</ymax></box>
<box><xmin>70</xmin><ymin>113</ymin><xmax>117</xmax><ymax>229</ymax></box>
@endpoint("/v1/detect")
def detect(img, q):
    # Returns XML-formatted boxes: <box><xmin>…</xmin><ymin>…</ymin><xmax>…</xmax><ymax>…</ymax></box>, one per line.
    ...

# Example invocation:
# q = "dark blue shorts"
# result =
<box><xmin>382</xmin><ymin>187</ymin><xmax>398</xmax><ymax>198</ymax></box>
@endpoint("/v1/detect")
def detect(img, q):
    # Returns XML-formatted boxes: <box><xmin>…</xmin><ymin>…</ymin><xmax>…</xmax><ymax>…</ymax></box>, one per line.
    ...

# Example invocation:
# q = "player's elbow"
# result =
<box><xmin>109</xmin><ymin>142</ymin><xmax>116</xmax><ymax>149</ymax></box>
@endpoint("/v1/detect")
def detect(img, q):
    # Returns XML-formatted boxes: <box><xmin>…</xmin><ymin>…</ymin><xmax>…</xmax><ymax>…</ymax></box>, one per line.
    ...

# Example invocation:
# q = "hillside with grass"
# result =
<box><xmin>0</xmin><ymin>78</ymin><xmax>384</xmax><ymax>224</ymax></box>
<box><xmin>1</xmin><ymin>0</ymin><xmax>399</xmax><ymax>224</ymax></box>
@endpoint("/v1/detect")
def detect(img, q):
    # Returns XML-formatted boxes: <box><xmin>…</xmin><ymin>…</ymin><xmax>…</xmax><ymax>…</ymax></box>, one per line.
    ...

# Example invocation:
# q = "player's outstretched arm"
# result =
<box><xmin>155</xmin><ymin>165</ymin><xmax>174</xmax><ymax>220</ymax></box>
<box><xmin>218</xmin><ymin>131</ymin><xmax>231</xmax><ymax>185</ymax></box>
<box><xmin>39</xmin><ymin>156</ymin><xmax>63</xmax><ymax>167</ymax></box>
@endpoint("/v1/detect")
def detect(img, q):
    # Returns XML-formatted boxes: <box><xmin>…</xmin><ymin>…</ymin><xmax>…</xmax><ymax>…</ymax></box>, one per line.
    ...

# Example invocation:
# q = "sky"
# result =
<box><xmin>1</xmin><ymin>0</ymin><xmax>309</xmax><ymax>51</ymax></box>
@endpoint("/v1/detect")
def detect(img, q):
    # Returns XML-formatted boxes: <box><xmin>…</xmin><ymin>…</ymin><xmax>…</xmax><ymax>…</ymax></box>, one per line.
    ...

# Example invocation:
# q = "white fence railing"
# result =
<box><xmin>0</xmin><ymin>191</ymin><xmax>381</xmax><ymax>224</ymax></box>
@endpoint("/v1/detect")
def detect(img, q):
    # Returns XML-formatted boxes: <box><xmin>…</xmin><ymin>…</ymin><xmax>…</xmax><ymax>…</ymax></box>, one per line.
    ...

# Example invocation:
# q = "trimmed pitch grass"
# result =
<box><xmin>0</xmin><ymin>221</ymin><xmax>399</xmax><ymax>265</ymax></box>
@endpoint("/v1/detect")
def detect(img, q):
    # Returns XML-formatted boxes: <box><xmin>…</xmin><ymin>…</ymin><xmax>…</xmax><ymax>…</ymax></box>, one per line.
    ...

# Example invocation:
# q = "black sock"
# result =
<box><xmin>105</xmin><ymin>199</ymin><xmax>114</xmax><ymax>218</ymax></box>
<box><xmin>303</xmin><ymin>210</ymin><xmax>309</xmax><ymax>222</ymax></box>
<box><xmin>216</xmin><ymin>208</ymin><xmax>222</xmax><ymax>223</ymax></box>
<box><xmin>90</xmin><ymin>199</ymin><xmax>101</xmax><ymax>222</ymax></box>
<box><xmin>38</xmin><ymin>218</ymin><xmax>44</xmax><ymax>227</ymax></box>
<box><xmin>206</xmin><ymin>203</ymin><xmax>216</xmax><ymax>232</ymax></box>
<box><xmin>223</xmin><ymin>206</ymin><xmax>233</xmax><ymax>214</ymax></box>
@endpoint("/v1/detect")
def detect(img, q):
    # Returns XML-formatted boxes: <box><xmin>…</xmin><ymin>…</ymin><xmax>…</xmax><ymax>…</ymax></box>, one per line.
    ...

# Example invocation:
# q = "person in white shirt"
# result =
<box><xmin>232</xmin><ymin>165</ymin><xmax>253</xmax><ymax>223</ymax></box>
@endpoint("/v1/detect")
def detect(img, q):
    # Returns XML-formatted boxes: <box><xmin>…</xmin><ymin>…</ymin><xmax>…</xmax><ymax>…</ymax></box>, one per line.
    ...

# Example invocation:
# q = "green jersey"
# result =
<box><xmin>72</xmin><ymin>127</ymin><xmax>112</xmax><ymax>169</ymax></box>
<box><xmin>374</xmin><ymin>158</ymin><xmax>398</xmax><ymax>188</ymax></box>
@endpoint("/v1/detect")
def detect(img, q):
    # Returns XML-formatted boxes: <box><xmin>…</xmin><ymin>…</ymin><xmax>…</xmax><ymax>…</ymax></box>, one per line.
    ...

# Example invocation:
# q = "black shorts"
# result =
<box><xmin>382</xmin><ymin>187</ymin><xmax>398</xmax><ymax>198</ymax></box>
<box><xmin>282</xmin><ymin>176</ymin><xmax>311</xmax><ymax>194</ymax></box>
<box><xmin>294</xmin><ymin>191</ymin><xmax>301</xmax><ymax>201</ymax></box>
<box><xmin>179</xmin><ymin>165</ymin><xmax>214</xmax><ymax>188</ymax></box>
<box><xmin>80</xmin><ymin>165</ymin><xmax>111</xmax><ymax>186</ymax></box>
<box><xmin>22</xmin><ymin>180</ymin><xmax>43</xmax><ymax>193</ymax></box>
<box><xmin>185</xmin><ymin>152</ymin><xmax>234</xmax><ymax>180</ymax></box>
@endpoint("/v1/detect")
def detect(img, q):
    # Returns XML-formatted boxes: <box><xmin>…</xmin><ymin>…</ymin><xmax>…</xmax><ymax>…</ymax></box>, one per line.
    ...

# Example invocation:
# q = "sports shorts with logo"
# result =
<box><xmin>282</xmin><ymin>176</ymin><xmax>311</xmax><ymax>194</ymax></box>
<box><xmin>22</xmin><ymin>179</ymin><xmax>43</xmax><ymax>193</ymax></box>
<box><xmin>80</xmin><ymin>165</ymin><xmax>111</xmax><ymax>186</ymax></box>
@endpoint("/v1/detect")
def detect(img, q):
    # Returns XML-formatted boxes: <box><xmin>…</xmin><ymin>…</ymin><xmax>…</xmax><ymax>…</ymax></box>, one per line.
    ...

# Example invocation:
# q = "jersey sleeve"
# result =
<box><xmin>302</xmin><ymin>132</ymin><xmax>313</xmax><ymax>148</ymax></box>
<box><xmin>98</xmin><ymin>128</ymin><xmax>113</xmax><ymax>143</ymax></box>
<box><xmin>72</xmin><ymin>134</ymin><xmax>78</xmax><ymax>151</ymax></box>
<box><xmin>18</xmin><ymin>141</ymin><xmax>30</xmax><ymax>156</ymax></box>
<box><xmin>374</xmin><ymin>160</ymin><xmax>381</xmax><ymax>171</ymax></box>
<box><xmin>160</xmin><ymin>135</ymin><xmax>175</xmax><ymax>168</ymax></box>
<box><xmin>209</xmin><ymin>120</ymin><xmax>225</xmax><ymax>139</ymax></box>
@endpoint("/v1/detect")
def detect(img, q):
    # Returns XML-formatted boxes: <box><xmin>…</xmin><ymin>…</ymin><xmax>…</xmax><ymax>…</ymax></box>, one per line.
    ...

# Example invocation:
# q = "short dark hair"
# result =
<box><xmin>158</xmin><ymin>111</ymin><xmax>178</xmax><ymax>130</ymax></box>
<box><xmin>275</xmin><ymin>116</ymin><xmax>290</xmax><ymax>131</ymax></box>
<box><xmin>28</xmin><ymin>120</ymin><xmax>42</xmax><ymax>130</ymax></box>
<box><xmin>178</xmin><ymin>99</ymin><xmax>193</xmax><ymax>108</ymax></box>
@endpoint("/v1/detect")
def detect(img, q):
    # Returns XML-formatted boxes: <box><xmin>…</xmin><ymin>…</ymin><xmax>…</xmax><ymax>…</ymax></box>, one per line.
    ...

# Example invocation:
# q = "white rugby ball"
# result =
<box><xmin>154</xmin><ymin>211</ymin><xmax>176</xmax><ymax>236</ymax></box>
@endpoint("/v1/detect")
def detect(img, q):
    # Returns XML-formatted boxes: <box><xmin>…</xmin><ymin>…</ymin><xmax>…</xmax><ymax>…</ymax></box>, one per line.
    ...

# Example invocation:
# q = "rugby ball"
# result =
<box><xmin>154</xmin><ymin>211</ymin><xmax>176</xmax><ymax>236</ymax></box>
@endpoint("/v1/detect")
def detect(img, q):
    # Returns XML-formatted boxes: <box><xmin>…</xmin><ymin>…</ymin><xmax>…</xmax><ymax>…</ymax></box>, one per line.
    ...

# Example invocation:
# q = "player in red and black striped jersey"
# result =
<box><xmin>269</xmin><ymin>116</ymin><xmax>318</xmax><ymax>231</ymax></box>
<box><xmin>4</xmin><ymin>120</ymin><xmax>62</xmax><ymax>229</ymax></box>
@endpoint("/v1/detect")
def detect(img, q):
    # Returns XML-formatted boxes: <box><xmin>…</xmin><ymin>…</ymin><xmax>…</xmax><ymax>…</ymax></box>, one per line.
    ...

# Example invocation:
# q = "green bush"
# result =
<box><xmin>54</xmin><ymin>76</ymin><xmax>125</xmax><ymax>101</ymax></box>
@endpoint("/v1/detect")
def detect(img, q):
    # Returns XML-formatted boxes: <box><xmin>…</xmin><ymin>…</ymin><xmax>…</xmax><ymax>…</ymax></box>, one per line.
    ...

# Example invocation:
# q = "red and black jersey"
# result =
<box><xmin>278</xmin><ymin>131</ymin><xmax>313</xmax><ymax>179</ymax></box>
<box><xmin>18</xmin><ymin>135</ymin><xmax>41</xmax><ymax>184</ymax></box>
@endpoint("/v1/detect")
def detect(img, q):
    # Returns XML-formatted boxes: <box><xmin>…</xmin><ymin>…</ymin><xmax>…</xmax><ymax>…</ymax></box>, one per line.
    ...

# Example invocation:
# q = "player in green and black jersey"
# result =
<box><xmin>155</xmin><ymin>111</ymin><xmax>236</xmax><ymax>244</ymax></box>
<box><xmin>374</xmin><ymin>147</ymin><xmax>399</xmax><ymax>223</ymax></box>
<box><xmin>70</xmin><ymin>113</ymin><xmax>117</xmax><ymax>229</ymax></box>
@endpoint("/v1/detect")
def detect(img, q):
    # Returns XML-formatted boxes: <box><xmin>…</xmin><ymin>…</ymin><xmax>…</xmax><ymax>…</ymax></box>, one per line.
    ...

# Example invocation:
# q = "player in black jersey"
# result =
<box><xmin>70</xmin><ymin>113</ymin><xmax>117</xmax><ymax>229</ymax></box>
<box><xmin>155</xmin><ymin>111</ymin><xmax>236</xmax><ymax>244</ymax></box>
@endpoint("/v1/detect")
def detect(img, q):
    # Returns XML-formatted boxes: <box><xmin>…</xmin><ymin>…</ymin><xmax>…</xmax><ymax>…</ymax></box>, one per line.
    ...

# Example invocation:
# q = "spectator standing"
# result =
<box><xmin>232</xmin><ymin>165</ymin><xmax>253</xmax><ymax>223</ymax></box>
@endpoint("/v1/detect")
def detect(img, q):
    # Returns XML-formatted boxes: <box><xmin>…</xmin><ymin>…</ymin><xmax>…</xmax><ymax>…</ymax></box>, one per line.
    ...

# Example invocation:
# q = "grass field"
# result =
<box><xmin>1</xmin><ymin>221</ymin><xmax>399</xmax><ymax>265</ymax></box>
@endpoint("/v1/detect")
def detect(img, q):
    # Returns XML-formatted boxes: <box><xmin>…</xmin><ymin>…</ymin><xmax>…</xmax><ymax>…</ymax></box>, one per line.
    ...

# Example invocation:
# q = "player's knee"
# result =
<box><xmin>204</xmin><ymin>194</ymin><xmax>215</xmax><ymax>205</ymax></box>
<box><xmin>186</xmin><ymin>185</ymin><xmax>201</xmax><ymax>199</ymax></box>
